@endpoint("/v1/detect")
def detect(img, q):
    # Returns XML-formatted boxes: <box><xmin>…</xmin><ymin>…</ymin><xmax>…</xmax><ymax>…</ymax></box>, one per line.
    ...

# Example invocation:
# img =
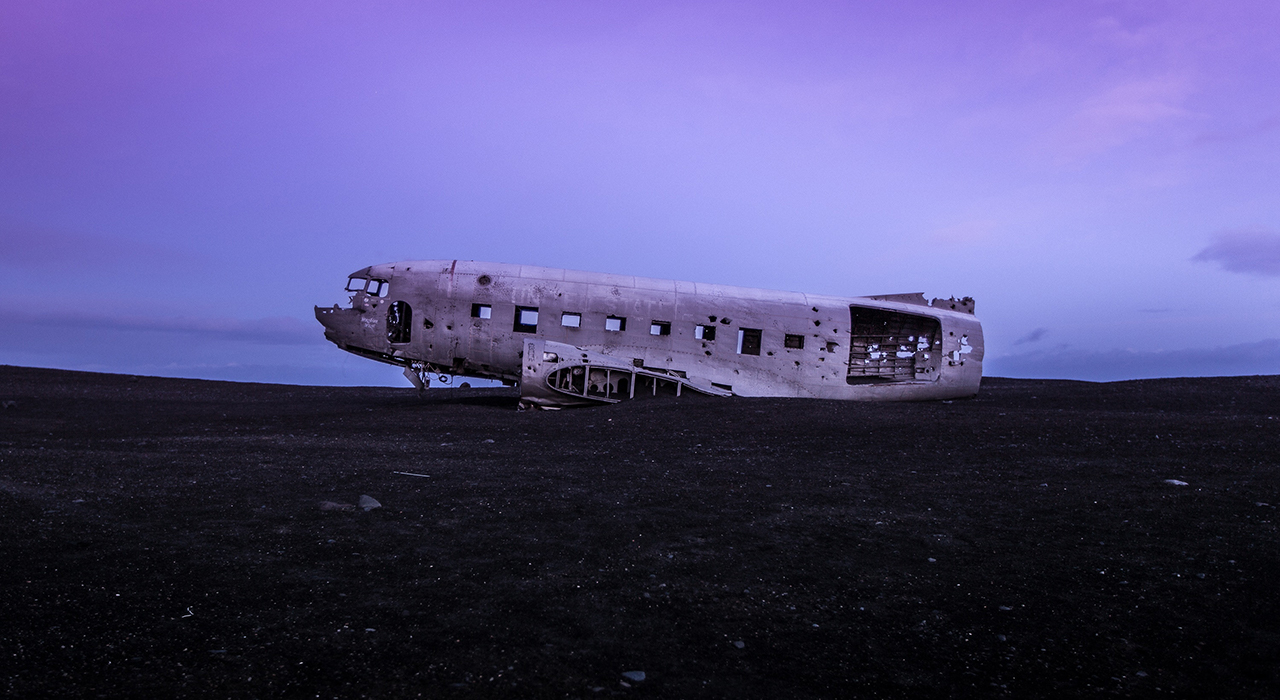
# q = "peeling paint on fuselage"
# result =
<box><xmin>315</xmin><ymin>260</ymin><xmax>984</xmax><ymax>406</ymax></box>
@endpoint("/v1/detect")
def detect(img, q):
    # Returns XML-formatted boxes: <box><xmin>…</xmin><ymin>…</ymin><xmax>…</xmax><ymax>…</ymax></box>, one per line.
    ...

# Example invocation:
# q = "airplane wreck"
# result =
<box><xmin>316</xmin><ymin>260</ymin><xmax>983</xmax><ymax>407</ymax></box>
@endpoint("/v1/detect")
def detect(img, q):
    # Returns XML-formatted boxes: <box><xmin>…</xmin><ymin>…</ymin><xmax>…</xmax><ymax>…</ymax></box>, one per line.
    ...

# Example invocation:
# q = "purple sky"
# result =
<box><xmin>3</xmin><ymin>0</ymin><xmax>1278</xmax><ymax>385</ymax></box>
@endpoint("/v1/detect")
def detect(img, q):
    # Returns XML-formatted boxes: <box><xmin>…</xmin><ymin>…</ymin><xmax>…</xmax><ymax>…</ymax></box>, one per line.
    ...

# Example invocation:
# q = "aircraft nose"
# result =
<box><xmin>315</xmin><ymin>305</ymin><xmax>336</xmax><ymax>330</ymax></box>
<box><xmin>315</xmin><ymin>304</ymin><xmax>358</xmax><ymax>344</ymax></box>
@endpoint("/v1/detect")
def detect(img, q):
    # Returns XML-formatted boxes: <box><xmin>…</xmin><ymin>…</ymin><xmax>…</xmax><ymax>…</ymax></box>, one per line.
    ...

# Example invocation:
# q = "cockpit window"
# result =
<box><xmin>347</xmin><ymin>278</ymin><xmax>388</xmax><ymax>297</ymax></box>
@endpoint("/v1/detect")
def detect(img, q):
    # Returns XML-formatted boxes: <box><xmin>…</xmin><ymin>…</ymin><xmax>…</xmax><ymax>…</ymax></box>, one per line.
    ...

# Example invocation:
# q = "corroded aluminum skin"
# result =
<box><xmin>315</xmin><ymin>260</ymin><xmax>983</xmax><ymax>405</ymax></box>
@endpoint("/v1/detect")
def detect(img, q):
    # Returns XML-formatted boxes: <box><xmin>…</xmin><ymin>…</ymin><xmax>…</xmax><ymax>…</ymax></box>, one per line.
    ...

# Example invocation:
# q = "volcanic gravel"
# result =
<box><xmin>1</xmin><ymin>365</ymin><xmax>1278</xmax><ymax>698</ymax></box>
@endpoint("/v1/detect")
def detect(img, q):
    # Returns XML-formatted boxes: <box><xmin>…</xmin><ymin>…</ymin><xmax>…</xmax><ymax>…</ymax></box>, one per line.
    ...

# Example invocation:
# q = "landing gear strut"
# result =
<box><xmin>403</xmin><ymin>361</ymin><xmax>430</xmax><ymax>392</ymax></box>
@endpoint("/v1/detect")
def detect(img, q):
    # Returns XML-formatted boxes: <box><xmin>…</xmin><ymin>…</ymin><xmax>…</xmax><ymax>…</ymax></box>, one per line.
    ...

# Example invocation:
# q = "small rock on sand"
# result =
<box><xmin>359</xmin><ymin>495</ymin><xmax>382</xmax><ymax>511</ymax></box>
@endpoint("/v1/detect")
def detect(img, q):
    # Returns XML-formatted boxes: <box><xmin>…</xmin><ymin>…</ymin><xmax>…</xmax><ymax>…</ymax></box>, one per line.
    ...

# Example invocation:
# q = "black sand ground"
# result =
<box><xmin>1</xmin><ymin>365</ymin><xmax>1277</xmax><ymax>699</ymax></box>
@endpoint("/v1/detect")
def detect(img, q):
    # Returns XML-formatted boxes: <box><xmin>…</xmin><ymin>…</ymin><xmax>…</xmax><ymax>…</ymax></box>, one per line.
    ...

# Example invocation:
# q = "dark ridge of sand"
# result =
<box><xmin>1</xmin><ymin>364</ymin><xmax>1277</xmax><ymax>698</ymax></box>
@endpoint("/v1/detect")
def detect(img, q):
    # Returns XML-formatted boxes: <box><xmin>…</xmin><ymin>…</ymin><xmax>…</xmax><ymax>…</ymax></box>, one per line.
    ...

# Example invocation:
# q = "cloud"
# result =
<box><xmin>1192</xmin><ymin>229</ymin><xmax>1280</xmax><ymax>277</ymax></box>
<box><xmin>928</xmin><ymin>219</ymin><xmax>998</xmax><ymax>246</ymax></box>
<box><xmin>1193</xmin><ymin>114</ymin><xmax>1280</xmax><ymax>146</ymax></box>
<box><xmin>989</xmin><ymin>339</ymin><xmax>1280</xmax><ymax>381</ymax></box>
<box><xmin>1057</xmin><ymin>74</ymin><xmax>1193</xmax><ymax>158</ymax></box>
<box><xmin>0</xmin><ymin>221</ymin><xmax>183</xmax><ymax>270</ymax></box>
<box><xmin>1014</xmin><ymin>327</ymin><xmax>1049</xmax><ymax>345</ymax></box>
<box><xmin>0</xmin><ymin>307</ymin><xmax>318</xmax><ymax>346</ymax></box>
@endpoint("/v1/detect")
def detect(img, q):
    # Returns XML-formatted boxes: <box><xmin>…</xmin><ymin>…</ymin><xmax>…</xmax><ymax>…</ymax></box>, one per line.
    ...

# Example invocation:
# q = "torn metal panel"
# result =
<box><xmin>315</xmin><ymin>260</ymin><xmax>984</xmax><ymax>407</ymax></box>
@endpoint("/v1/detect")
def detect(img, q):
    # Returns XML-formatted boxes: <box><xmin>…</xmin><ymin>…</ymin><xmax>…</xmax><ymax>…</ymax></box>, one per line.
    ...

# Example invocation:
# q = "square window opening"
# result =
<box><xmin>513</xmin><ymin>306</ymin><xmax>539</xmax><ymax>333</ymax></box>
<box><xmin>605</xmin><ymin>316</ymin><xmax>627</xmax><ymax>332</ymax></box>
<box><xmin>737</xmin><ymin>328</ymin><xmax>762</xmax><ymax>355</ymax></box>
<box><xmin>785</xmin><ymin>334</ymin><xmax>805</xmax><ymax>349</ymax></box>
<box><xmin>650</xmin><ymin>320</ymin><xmax>671</xmax><ymax>336</ymax></box>
<box><xmin>695</xmin><ymin>324</ymin><xmax>717</xmax><ymax>341</ymax></box>
<box><xmin>471</xmin><ymin>303</ymin><xmax>492</xmax><ymax>319</ymax></box>
<box><xmin>561</xmin><ymin>312</ymin><xmax>582</xmax><ymax>328</ymax></box>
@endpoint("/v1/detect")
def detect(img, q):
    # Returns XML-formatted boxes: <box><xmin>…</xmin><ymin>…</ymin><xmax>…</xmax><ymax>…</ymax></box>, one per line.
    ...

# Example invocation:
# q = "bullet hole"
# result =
<box><xmin>477</xmin><ymin>275</ymin><xmax>492</xmax><ymax>286</ymax></box>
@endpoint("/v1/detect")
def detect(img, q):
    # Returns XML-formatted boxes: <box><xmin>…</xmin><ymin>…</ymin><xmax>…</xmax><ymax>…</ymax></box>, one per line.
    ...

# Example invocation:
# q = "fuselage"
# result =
<box><xmin>315</xmin><ymin>260</ymin><xmax>983</xmax><ymax>405</ymax></box>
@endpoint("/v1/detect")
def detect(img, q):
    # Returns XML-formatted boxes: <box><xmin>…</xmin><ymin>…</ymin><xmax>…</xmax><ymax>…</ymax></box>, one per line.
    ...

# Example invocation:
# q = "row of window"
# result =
<box><xmin>470</xmin><ymin>303</ymin><xmax>819</xmax><ymax>356</ymax></box>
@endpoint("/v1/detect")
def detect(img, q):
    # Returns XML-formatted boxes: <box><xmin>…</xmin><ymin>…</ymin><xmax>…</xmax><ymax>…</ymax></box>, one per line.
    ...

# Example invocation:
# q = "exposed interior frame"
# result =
<box><xmin>846</xmin><ymin>305</ymin><xmax>942</xmax><ymax>384</ymax></box>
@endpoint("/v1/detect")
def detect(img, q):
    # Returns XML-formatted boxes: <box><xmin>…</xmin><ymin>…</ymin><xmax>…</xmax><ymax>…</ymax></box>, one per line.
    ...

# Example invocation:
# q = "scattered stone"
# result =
<box><xmin>483</xmin><ymin>439</ymin><xmax>495</xmax><ymax>444</ymax></box>
<box><xmin>999</xmin><ymin>606</ymin><xmax>1013</xmax><ymax>611</ymax></box>
<box><xmin>1164</xmin><ymin>479</ymin><xmax>1189</xmax><ymax>487</ymax></box>
<box><xmin>927</xmin><ymin>557</ymin><xmax>937</xmax><ymax>563</ymax></box>
<box><xmin>733</xmin><ymin>640</ymin><xmax>745</xmax><ymax>649</ymax></box>
<box><xmin>1135</xmin><ymin>671</ymin><xmax>1148</xmax><ymax>678</ymax></box>
<box><xmin>319</xmin><ymin>501</ymin><xmax>354</xmax><ymax>512</ymax></box>
<box><xmin>997</xmin><ymin>634</ymin><xmax>1007</xmax><ymax>642</ymax></box>
<box><xmin>359</xmin><ymin>495</ymin><xmax>382</xmax><ymax>511</ymax></box>
<box><xmin>621</xmin><ymin>671</ymin><xmax>645</xmax><ymax>682</ymax></box>
<box><xmin>1</xmin><ymin>400</ymin><xmax>16</xmax><ymax>409</ymax></box>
